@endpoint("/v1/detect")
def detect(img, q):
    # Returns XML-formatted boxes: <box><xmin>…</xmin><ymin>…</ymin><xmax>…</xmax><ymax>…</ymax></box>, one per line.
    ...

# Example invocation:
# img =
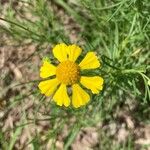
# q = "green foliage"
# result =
<box><xmin>0</xmin><ymin>0</ymin><xmax>150</xmax><ymax>149</ymax></box>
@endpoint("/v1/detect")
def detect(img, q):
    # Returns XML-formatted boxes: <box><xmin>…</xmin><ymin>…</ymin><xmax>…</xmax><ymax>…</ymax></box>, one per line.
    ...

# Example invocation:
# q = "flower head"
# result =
<box><xmin>38</xmin><ymin>43</ymin><xmax>104</xmax><ymax>108</ymax></box>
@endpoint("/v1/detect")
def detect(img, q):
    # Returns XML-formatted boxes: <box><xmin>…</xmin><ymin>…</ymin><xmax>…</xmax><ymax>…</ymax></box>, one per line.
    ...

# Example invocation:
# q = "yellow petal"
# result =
<box><xmin>53</xmin><ymin>84</ymin><xmax>70</xmax><ymax>107</ymax></box>
<box><xmin>40</xmin><ymin>60</ymin><xmax>56</xmax><ymax>78</ymax></box>
<box><xmin>72</xmin><ymin>84</ymin><xmax>90</xmax><ymax>108</ymax></box>
<box><xmin>53</xmin><ymin>43</ymin><xmax>68</xmax><ymax>62</ymax></box>
<box><xmin>79</xmin><ymin>52</ymin><xmax>100</xmax><ymax>70</ymax></box>
<box><xmin>67</xmin><ymin>44</ymin><xmax>82</xmax><ymax>62</ymax></box>
<box><xmin>38</xmin><ymin>78</ymin><xmax>60</xmax><ymax>97</ymax></box>
<box><xmin>80</xmin><ymin>76</ymin><xmax>104</xmax><ymax>94</ymax></box>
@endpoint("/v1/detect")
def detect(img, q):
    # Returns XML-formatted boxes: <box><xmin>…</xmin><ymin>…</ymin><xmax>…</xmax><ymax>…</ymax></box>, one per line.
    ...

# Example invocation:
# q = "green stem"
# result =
<box><xmin>0</xmin><ymin>17</ymin><xmax>43</xmax><ymax>38</ymax></box>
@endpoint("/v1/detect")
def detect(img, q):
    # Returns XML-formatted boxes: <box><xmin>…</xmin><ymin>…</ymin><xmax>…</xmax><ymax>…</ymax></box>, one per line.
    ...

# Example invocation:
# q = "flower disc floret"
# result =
<box><xmin>56</xmin><ymin>60</ymin><xmax>80</xmax><ymax>85</ymax></box>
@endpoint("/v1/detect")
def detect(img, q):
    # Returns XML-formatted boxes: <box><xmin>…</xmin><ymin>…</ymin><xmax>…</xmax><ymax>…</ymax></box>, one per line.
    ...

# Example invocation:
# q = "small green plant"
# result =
<box><xmin>0</xmin><ymin>0</ymin><xmax>149</xmax><ymax>149</ymax></box>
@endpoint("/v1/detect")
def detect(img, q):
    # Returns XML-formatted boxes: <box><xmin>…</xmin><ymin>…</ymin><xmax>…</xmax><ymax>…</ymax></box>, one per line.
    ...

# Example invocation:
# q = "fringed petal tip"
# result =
<box><xmin>40</xmin><ymin>60</ymin><xmax>56</xmax><ymax>78</ymax></box>
<box><xmin>53</xmin><ymin>84</ymin><xmax>70</xmax><ymax>107</ymax></box>
<box><xmin>79</xmin><ymin>52</ymin><xmax>100</xmax><ymax>70</ymax></box>
<box><xmin>72</xmin><ymin>84</ymin><xmax>90</xmax><ymax>108</ymax></box>
<box><xmin>80</xmin><ymin>76</ymin><xmax>104</xmax><ymax>94</ymax></box>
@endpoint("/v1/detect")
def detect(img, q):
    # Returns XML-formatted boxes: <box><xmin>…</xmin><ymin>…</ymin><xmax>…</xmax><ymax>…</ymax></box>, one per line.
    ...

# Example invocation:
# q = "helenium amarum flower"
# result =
<box><xmin>38</xmin><ymin>43</ymin><xmax>104</xmax><ymax>108</ymax></box>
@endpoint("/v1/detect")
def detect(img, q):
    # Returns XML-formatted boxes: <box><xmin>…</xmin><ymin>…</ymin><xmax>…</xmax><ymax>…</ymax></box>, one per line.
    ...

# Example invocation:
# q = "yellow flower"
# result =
<box><xmin>38</xmin><ymin>43</ymin><xmax>104</xmax><ymax>108</ymax></box>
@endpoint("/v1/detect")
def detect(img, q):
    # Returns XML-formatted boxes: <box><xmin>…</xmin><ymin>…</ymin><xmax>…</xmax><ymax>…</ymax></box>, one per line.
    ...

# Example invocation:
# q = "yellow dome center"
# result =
<box><xmin>56</xmin><ymin>60</ymin><xmax>80</xmax><ymax>85</ymax></box>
